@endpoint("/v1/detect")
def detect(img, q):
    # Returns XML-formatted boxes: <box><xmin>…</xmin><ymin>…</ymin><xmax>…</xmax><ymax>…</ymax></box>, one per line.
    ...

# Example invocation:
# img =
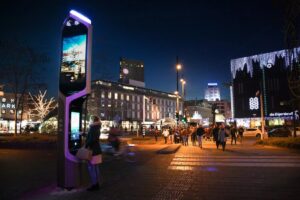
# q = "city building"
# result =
<box><xmin>209</xmin><ymin>100</ymin><xmax>232</xmax><ymax>119</ymax></box>
<box><xmin>204</xmin><ymin>83</ymin><xmax>221</xmax><ymax>101</ymax></box>
<box><xmin>184</xmin><ymin>99</ymin><xmax>231</xmax><ymax>125</ymax></box>
<box><xmin>88</xmin><ymin>79</ymin><xmax>183</xmax><ymax>131</ymax></box>
<box><xmin>231</xmin><ymin>47</ymin><xmax>300</xmax><ymax>127</ymax></box>
<box><xmin>0</xmin><ymin>92</ymin><xmax>30</xmax><ymax>133</ymax></box>
<box><xmin>184</xmin><ymin>99</ymin><xmax>212</xmax><ymax>125</ymax></box>
<box><xmin>119</xmin><ymin>57</ymin><xmax>145</xmax><ymax>87</ymax></box>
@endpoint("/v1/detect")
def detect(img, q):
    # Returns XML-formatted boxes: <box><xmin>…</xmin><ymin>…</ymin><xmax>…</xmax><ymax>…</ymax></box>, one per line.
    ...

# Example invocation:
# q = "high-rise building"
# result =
<box><xmin>231</xmin><ymin>47</ymin><xmax>299</xmax><ymax>127</ymax></box>
<box><xmin>119</xmin><ymin>57</ymin><xmax>145</xmax><ymax>87</ymax></box>
<box><xmin>204</xmin><ymin>83</ymin><xmax>221</xmax><ymax>101</ymax></box>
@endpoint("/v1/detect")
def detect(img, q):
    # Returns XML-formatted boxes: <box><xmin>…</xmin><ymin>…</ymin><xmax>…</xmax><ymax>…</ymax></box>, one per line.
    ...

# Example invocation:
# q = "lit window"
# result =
<box><xmin>101</xmin><ymin>92</ymin><xmax>105</xmax><ymax>99</ymax></box>
<box><xmin>108</xmin><ymin>92</ymin><xmax>111</xmax><ymax>99</ymax></box>
<box><xmin>126</xmin><ymin>95</ymin><xmax>130</xmax><ymax>101</ymax></box>
<box><xmin>121</xmin><ymin>94</ymin><xmax>124</xmax><ymax>100</ymax></box>
<box><xmin>114</xmin><ymin>93</ymin><xmax>118</xmax><ymax>100</ymax></box>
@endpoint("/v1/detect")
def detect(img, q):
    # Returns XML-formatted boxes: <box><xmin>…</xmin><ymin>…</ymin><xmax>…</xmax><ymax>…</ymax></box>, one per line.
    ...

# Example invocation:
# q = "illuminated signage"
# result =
<box><xmin>269</xmin><ymin>111</ymin><xmax>299</xmax><ymax>119</ymax></box>
<box><xmin>249</xmin><ymin>97</ymin><xmax>259</xmax><ymax>110</ymax></box>
<box><xmin>208</xmin><ymin>83</ymin><xmax>218</xmax><ymax>86</ymax></box>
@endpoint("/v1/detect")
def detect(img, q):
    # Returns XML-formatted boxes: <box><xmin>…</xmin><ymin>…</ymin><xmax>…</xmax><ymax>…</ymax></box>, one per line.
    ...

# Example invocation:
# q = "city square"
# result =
<box><xmin>0</xmin><ymin>0</ymin><xmax>300</xmax><ymax>200</ymax></box>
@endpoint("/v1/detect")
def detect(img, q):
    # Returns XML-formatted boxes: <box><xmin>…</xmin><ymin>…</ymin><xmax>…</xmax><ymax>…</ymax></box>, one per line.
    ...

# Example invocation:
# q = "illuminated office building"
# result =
<box><xmin>204</xmin><ymin>83</ymin><xmax>221</xmax><ymax>101</ymax></box>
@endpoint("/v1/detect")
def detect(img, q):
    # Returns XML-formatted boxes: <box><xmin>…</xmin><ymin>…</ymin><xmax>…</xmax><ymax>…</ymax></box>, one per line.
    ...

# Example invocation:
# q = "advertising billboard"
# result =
<box><xmin>61</xmin><ymin>34</ymin><xmax>86</xmax><ymax>85</ymax></box>
<box><xmin>59</xmin><ymin>15</ymin><xmax>90</xmax><ymax>95</ymax></box>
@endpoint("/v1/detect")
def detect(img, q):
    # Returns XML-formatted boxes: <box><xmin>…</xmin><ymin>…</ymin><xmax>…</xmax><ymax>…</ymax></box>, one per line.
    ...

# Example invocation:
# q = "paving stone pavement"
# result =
<box><xmin>2</xmin><ymin>138</ymin><xmax>300</xmax><ymax>200</ymax></box>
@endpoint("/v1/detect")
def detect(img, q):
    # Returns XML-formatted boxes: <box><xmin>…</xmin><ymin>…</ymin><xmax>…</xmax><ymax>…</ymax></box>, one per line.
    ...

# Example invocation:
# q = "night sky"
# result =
<box><xmin>0</xmin><ymin>0</ymin><xmax>286</xmax><ymax>100</ymax></box>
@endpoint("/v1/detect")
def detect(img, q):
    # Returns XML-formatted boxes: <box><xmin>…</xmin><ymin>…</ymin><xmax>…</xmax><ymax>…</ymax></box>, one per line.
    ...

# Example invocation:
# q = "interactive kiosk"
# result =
<box><xmin>57</xmin><ymin>10</ymin><xmax>92</xmax><ymax>189</ymax></box>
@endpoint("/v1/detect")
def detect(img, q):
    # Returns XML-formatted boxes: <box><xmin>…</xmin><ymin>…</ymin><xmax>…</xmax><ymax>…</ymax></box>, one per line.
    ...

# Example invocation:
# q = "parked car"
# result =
<box><xmin>243</xmin><ymin>128</ymin><xmax>262</xmax><ymax>138</ymax></box>
<box><xmin>288</xmin><ymin>127</ymin><xmax>300</xmax><ymax>136</ymax></box>
<box><xmin>268</xmin><ymin>127</ymin><xmax>291</xmax><ymax>137</ymax></box>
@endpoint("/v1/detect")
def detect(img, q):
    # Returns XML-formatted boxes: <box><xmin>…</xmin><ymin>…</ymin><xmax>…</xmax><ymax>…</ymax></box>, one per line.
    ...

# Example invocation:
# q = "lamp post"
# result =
<box><xmin>256</xmin><ymin>90</ymin><xmax>265</xmax><ymax>140</ymax></box>
<box><xmin>175</xmin><ymin>57</ymin><xmax>181</xmax><ymax>124</ymax></box>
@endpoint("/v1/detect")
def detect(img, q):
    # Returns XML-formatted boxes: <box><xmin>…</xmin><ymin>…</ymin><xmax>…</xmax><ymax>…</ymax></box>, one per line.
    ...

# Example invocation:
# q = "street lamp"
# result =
<box><xmin>256</xmin><ymin>90</ymin><xmax>265</xmax><ymax>140</ymax></box>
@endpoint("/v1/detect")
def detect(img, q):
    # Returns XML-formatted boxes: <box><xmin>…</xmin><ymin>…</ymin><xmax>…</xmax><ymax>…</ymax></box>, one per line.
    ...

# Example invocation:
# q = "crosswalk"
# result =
<box><xmin>168</xmin><ymin>154</ymin><xmax>300</xmax><ymax>170</ymax></box>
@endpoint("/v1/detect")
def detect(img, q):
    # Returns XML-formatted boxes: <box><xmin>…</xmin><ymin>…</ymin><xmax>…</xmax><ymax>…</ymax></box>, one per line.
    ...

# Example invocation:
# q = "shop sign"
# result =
<box><xmin>269</xmin><ymin>111</ymin><xmax>299</xmax><ymax>119</ymax></box>
<box><xmin>249</xmin><ymin>97</ymin><xmax>259</xmax><ymax>110</ymax></box>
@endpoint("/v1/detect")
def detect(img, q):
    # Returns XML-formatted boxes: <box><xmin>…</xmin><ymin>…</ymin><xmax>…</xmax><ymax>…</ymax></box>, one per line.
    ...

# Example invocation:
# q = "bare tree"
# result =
<box><xmin>0</xmin><ymin>40</ymin><xmax>48</xmax><ymax>135</ymax></box>
<box><xmin>29</xmin><ymin>90</ymin><xmax>57</xmax><ymax>122</ymax></box>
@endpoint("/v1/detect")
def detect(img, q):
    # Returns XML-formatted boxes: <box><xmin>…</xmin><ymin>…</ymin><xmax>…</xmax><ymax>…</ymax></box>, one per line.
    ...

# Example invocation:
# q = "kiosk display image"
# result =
<box><xmin>61</xmin><ymin>34</ymin><xmax>86</xmax><ymax>84</ymax></box>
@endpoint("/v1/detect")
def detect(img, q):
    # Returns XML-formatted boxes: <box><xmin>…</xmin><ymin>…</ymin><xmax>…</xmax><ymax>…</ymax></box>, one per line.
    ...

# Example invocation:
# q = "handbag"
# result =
<box><xmin>91</xmin><ymin>154</ymin><xmax>102</xmax><ymax>164</ymax></box>
<box><xmin>76</xmin><ymin>147</ymin><xmax>92</xmax><ymax>160</ymax></box>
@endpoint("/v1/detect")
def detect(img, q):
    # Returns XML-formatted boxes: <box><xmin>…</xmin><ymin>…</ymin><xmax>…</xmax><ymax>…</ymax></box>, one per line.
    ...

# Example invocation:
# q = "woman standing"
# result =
<box><xmin>85</xmin><ymin>116</ymin><xmax>102</xmax><ymax>191</ymax></box>
<box><xmin>218</xmin><ymin>123</ymin><xmax>227</xmax><ymax>151</ymax></box>
<box><xmin>162</xmin><ymin>128</ymin><xmax>169</xmax><ymax>144</ymax></box>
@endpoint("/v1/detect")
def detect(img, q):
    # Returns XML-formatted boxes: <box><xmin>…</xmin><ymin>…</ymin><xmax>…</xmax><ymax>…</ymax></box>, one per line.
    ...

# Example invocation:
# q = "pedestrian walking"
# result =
<box><xmin>85</xmin><ymin>116</ymin><xmax>102</xmax><ymax>191</ymax></box>
<box><xmin>154</xmin><ymin>127</ymin><xmax>159</xmax><ymax>142</ymax></box>
<box><xmin>212</xmin><ymin>124</ymin><xmax>220</xmax><ymax>149</ymax></box>
<box><xmin>191</xmin><ymin>126</ymin><xmax>197</xmax><ymax>146</ymax></box>
<box><xmin>218</xmin><ymin>123</ymin><xmax>228</xmax><ymax>151</ymax></box>
<box><xmin>238</xmin><ymin>126</ymin><xmax>244</xmax><ymax>143</ymax></box>
<box><xmin>181</xmin><ymin>128</ymin><xmax>189</xmax><ymax>146</ymax></box>
<box><xmin>230</xmin><ymin>125</ymin><xmax>237</xmax><ymax>145</ymax></box>
<box><xmin>162</xmin><ymin>128</ymin><xmax>169</xmax><ymax>144</ymax></box>
<box><xmin>169</xmin><ymin>127</ymin><xmax>174</xmax><ymax>144</ymax></box>
<box><xmin>196</xmin><ymin>124</ymin><xmax>205</xmax><ymax>148</ymax></box>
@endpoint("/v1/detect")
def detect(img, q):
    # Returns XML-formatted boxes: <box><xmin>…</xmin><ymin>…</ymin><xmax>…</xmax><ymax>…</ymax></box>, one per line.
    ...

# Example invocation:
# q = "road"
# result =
<box><xmin>1</xmin><ymin>138</ymin><xmax>300</xmax><ymax>200</ymax></box>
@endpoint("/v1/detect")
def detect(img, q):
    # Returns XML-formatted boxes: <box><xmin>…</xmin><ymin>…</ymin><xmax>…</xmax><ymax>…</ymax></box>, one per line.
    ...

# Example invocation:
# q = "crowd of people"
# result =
<box><xmin>158</xmin><ymin>123</ymin><xmax>244</xmax><ymax>151</ymax></box>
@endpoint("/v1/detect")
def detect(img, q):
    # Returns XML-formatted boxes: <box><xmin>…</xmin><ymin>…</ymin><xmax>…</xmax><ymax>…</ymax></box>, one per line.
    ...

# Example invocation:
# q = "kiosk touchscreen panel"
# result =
<box><xmin>70</xmin><ymin>111</ymin><xmax>80</xmax><ymax>140</ymax></box>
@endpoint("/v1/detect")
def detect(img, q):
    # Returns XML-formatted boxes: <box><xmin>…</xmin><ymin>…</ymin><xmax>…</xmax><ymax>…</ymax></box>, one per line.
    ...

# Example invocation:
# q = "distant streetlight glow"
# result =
<box><xmin>176</xmin><ymin>64</ymin><xmax>182</xmax><ymax>70</ymax></box>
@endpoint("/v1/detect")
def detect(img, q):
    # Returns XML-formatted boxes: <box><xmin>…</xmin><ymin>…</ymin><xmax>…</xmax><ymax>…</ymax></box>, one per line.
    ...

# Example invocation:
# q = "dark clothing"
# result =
<box><xmin>230</xmin><ymin>128</ymin><xmax>237</xmax><ymax>145</ymax></box>
<box><xmin>212</xmin><ymin>127</ymin><xmax>219</xmax><ymax>142</ymax></box>
<box><xmin>86</xmin><ymin>122</ymin><xmax>102</xmax><ymax>156</ymax></box>
<box><xmin>191</xmin><ymin>132</ymin><xmax>197</xmax><ymax>146</ymax></box>
<box><xmin>196</xmin><ymin>127</ymin><xmax>205</xmax><ymax>137</ymax></box>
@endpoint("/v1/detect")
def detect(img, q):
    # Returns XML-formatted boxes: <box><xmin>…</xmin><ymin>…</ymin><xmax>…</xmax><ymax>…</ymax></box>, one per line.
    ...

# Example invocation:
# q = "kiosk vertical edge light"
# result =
<box><xmin>57</xmin><ymin>10</ymin><xmax>92</xmax><ymax>189</ymax></box>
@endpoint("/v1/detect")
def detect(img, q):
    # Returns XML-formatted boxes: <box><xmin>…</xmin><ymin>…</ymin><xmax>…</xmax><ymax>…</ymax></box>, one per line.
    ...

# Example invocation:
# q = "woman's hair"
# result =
<box><xmin>92</xmin><ymin>115</ymin><xmax>100</xmax><ymax>122</ymax></box>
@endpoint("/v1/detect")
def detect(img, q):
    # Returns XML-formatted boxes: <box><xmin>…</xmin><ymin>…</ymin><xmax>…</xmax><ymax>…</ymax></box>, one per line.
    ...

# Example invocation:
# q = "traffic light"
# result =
<box><xmin>181</xmin><ymin>117</ymin><xmax>187</xmax><ymax>123</ymax></box>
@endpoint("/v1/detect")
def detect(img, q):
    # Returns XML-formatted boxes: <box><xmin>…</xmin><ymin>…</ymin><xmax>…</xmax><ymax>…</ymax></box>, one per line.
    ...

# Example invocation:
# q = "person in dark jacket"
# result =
<box><xmin>196</xmin><ymin>124</ymin><xmax>205</xmax><ymax>148</ymax></box>
<box><xmin>230</xmin><ymin>125</ymin><xmax>237</xmax><ymax>145</ymax></box>
<box><xmin>212</xmin><ymin>124</ymin><xmax>220</xmax><ymax>149</ymax></box>
<box><xmin>85</xmin><ymin>116</ymin><xmax>102</xmax><ymax>191</ymax></box>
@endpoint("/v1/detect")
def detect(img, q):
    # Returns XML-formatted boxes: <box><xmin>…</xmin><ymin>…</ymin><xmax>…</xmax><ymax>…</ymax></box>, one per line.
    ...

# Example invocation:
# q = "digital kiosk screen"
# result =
<box><xmin>59</xmin><ymin>16</ymin><xmax>89</xmax><ymax>95</ymax></box>
<box><xmin>70</xmin><ymin>111</ymin><xmax>80</xmax><ymax>140</ymax></box>
<box><xmin>61</xmin><ymin>34</ymin><xmax>86</xmax><ymax>85</ymax></box>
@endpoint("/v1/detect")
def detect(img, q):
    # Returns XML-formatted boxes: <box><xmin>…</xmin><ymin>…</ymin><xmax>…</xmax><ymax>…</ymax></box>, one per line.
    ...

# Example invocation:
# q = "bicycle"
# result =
<box><xmin>101</xmin><ymin>141</ymin><xmax>137</xmax><ymax>163</ymax></box>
